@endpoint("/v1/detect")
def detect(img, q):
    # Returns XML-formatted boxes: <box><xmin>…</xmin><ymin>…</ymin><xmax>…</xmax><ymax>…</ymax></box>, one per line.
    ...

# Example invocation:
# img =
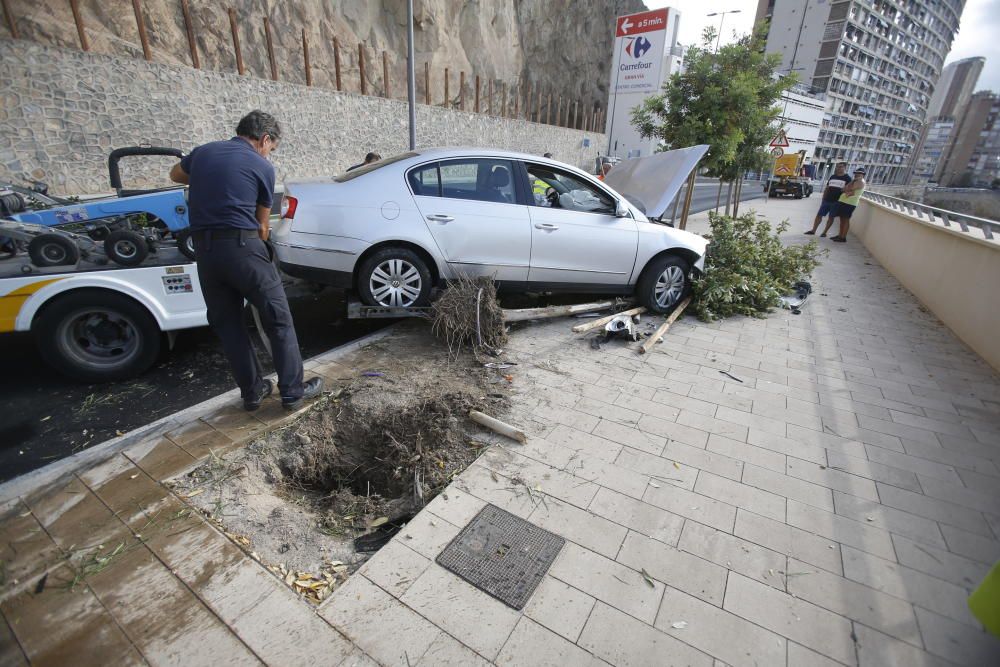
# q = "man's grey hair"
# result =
<box><xmin>236</xmin><ymin>110</ymin><xmax>281</xmax><ymax>142</ymax></box>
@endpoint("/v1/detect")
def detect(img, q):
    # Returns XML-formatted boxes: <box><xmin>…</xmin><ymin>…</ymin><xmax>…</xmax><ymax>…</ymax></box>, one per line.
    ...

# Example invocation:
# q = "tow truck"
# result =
<box><xmin>766</xmin><ymin>151</ymin><xmax>814</xmax><ymax>199</ymax></box>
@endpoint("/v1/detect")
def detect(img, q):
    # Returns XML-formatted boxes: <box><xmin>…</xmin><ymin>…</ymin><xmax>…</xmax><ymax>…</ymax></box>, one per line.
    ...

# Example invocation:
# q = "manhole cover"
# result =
<box><xmin>436</xmin><ymin>504</ymin><xmax>565</xmax><ymax>610</ymax></box>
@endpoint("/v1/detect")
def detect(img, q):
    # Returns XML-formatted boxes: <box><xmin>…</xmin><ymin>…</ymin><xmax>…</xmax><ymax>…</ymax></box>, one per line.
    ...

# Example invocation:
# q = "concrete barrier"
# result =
<box><xmin>852</xmin><ymin>199</ymin><xmax>1000</xmax><ymax>371</ymax></box>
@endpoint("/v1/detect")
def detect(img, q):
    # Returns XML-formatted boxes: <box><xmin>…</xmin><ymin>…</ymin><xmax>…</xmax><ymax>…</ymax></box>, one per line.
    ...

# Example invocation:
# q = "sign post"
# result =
<box><xmin>765</xmin><ymin>129</ymin><xmax>791</xmax><ymax>192</ymax></box>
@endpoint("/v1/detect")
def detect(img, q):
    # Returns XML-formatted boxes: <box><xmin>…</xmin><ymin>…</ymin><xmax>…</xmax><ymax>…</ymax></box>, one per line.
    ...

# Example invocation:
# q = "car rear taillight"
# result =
<box><xmin>281</xmin><ymin>195</ymin><xmax>298</xmax><ymax>219</ymax></box>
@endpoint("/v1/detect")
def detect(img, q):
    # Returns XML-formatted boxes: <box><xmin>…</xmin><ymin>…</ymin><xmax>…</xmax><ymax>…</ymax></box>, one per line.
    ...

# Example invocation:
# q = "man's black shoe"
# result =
<box><xmin>282</xmin><ymin>377</ymin><xmax>325</xmax><ymax>411</ymax></box>
<box><xmin>243</xmin><ymin>379</ymin><xmax>273</xmax><ymax>412</ymax></box>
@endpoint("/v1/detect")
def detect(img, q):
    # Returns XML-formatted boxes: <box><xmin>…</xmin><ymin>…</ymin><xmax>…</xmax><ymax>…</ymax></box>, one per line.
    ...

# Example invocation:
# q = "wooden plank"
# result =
<box><xmin>504</xmin><ymin>299</ymin><xmax>624</xmax><ymax>323</ymax></box>
<box><xmin>179</xmin><ymin>0</ymin><xmax>199</xmax><ymax>68</ymax></box>
<box><xmin>131</xmin><ymin>0</ymin><xmax>151</xmax><ymax>61</ymax></box>
<box><xmin>263</xmin><ymin>16</ymin><xmax>277</xmax><ymax>80</ymax></box>
<box><xmin>69</xmin><ymin>0</ymin><xmax>88</xmax><ymax>51</ymax></box>
<box><xmin>228</xmin><ymin>8</ymin><xmax>245</xmax><ymax>75</ymax></box>
<box><xmin>302</xmin><ymin>28</ymin><xmax>311</xmax><ymax>86</ymax></box>
<box><xmin>333</xmin><ymin>36</ymin><xmax>342</xmax><ymax>90</ymax></box>
<box><xmin>571</xmin><ymin>306</ymin><xmax>646</xmax><ymax>333</ymax></box>
<box><xmin>639</xmin><ymin>297</ymin><xmax>691</xmax><ymax>355</ymax></box>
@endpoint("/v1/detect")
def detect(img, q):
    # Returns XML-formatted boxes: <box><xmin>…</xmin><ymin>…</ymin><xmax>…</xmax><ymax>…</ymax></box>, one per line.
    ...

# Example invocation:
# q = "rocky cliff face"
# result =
<box><xmin>6</xmin><ymin>0</ymin><xmax>644</xmax><ymax>116</ymax></box>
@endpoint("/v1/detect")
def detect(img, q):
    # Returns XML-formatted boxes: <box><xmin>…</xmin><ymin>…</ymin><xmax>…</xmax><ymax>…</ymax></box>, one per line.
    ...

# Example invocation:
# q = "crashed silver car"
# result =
<box><xmin>271</xmin><ymin>147</ymin><xmax>708</xmax><ymax>313</ymax></box>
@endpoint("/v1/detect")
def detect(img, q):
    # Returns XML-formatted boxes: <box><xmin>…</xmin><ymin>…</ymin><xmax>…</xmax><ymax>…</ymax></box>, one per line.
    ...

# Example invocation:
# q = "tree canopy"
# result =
<box><xmin>631</xmin><ymin>23</ymin><xmax>795</xmax><ymax>181</ymax></box>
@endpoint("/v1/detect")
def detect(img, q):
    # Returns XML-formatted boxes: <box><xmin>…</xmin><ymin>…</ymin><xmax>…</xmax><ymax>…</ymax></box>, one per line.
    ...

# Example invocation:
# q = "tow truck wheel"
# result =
<box><xmin>34</xmin><ymin>289</ymin><xmax>161</xmax><ymax>382</ymax></box>
<box><xmin>104</xmin><ymin>230</ymin><xmax>150</xmax><ymax>266</ymax></box>
<box><xmin>175</xmin><ymin>228</ymin><xmax>196</xmax><ymax>261</ymax></box>
<box><xmin>28</xmin><ymin>234</ymin><xmax>80</xmax><ymax>267</ymax></box>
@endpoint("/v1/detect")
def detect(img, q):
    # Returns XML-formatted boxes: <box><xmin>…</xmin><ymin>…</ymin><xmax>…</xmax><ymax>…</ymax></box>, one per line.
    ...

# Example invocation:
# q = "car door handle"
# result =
<box><xmin>534</xmin><ymin>223</ymin><xmax>559</xmax><ymax>231</ymax></box>
<box><xmin>426</xmin><ymin>214</ymin><xmax>454</xmax><ymax>223</ymax></box>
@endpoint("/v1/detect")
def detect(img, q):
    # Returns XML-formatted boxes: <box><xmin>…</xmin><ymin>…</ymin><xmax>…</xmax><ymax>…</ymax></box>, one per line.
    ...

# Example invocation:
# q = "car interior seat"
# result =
<box><xmin>487</xmin><ymin>166</ymin><xmax>512</xmax><ymax>203</ymax></box>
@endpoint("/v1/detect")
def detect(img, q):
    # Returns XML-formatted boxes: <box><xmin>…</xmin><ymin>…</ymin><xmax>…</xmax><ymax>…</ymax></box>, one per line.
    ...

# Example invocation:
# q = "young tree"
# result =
<box><xmin>631</xmin><ymin>23</ymin><xmax>794</xmax><ymax>216</ymax></box>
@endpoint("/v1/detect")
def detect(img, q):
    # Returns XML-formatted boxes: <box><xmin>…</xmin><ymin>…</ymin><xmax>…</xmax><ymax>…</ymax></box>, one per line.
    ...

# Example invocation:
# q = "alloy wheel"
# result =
<box><xmin>654</xmin><ymin>265</ymin><xmax>686</xmax><ymax>309</ymax></box>
<box><xmin>369</xmin><ymin>258</ymin><xmax>422</xmax><ymax>307</ymax></box>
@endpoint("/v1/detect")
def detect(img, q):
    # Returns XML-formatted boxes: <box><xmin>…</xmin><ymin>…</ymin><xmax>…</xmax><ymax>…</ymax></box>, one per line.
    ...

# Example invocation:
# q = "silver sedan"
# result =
<box><xmin>271</xmin><ymin>148</ymin><xmax>707</xmax><ymax>313</ymax></box>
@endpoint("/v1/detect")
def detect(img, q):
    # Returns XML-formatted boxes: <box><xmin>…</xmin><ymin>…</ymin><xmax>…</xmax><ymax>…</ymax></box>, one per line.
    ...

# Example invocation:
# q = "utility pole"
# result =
<box><xmin>406</xmin><ymin>0</ymin><xmax>416</xmax><ymax>149</ymax></box>
<box><xmin>706</xmin><ymin>9</ymin><xmax>741</xmax><ymax>53</ymax></box>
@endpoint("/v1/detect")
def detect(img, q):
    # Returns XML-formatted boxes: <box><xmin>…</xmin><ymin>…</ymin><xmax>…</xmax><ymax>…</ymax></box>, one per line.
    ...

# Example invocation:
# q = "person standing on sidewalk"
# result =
<box><xmin>169</xmin><ymin>110</ymin><xmax>323</xmax><ymax>411</ymax></box>
<box><xmin>805</xmin><ymin>162</ymin><xmax>850</xmax><ymax>237</ymax></box>
<box><xmin>830</xmin><ymin>168</ymin><xmax>866</xmax><ymax>242</ymax></box>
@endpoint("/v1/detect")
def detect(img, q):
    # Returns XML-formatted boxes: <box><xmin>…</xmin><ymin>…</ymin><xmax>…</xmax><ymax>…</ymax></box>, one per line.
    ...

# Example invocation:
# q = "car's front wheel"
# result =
<box><xmin>637</xmin><ymin>254</ymin><xmax>692</xmax><ymax>315</ymax></box>
<box><xmin>357</xmin><ymin>247</ymin><xmax>432</xmax><ymax>308</ymax></box>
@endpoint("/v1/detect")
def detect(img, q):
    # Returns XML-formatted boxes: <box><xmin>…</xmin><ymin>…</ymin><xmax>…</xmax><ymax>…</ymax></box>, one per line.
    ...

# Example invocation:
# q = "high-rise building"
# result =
<box><xmin>908</xmin><ymin>57</ymin><xmax>984</xmax><ymax>184</ymax></box>
<box><xmin>756</xmin><ymin>0</ymin><xmax>966</xmax><ymax>184</ymax></box>
<box><xmin>938</xmin><ymin>91</ymin><xmax>1000</xmax><ymax>186</ymax></box>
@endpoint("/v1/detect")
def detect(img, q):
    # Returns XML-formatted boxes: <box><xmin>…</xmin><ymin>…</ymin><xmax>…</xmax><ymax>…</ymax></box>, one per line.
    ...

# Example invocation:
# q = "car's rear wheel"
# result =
<box><xmin>637</xmin><ymin>254</ymin><xmax>692</xmax><ymax>315</ymax></box>
<box><xmin>358</xmin><ymin>247</ymin><xmax>432</xmax><ymax>308</ymax></box>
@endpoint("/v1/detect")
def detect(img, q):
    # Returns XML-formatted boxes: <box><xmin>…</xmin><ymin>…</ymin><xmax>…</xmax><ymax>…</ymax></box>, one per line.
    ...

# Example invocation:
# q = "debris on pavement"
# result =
<box><xmin>571</xmin><ymin>306</ymin><xmax>646</xmax><ymax>334</ymax></box>
<box><xmin>469</xmin><ymin>410</ymin><xmax>527</xmax><ymax>443</ymax></box>
<box><xmin>671</xmin><ymin>621</ymin><xmax>688</xmax><ymax>629</ymax></box>
<box><xmin>719</xmin><ymin>370</ymin><xmax>744</xmax><ymax>383</ymax></box>
<box><xmin>431</xmin><ymin>275</ymin><xmax>507</xmax><ymax>355</ymax></box>
<box><xmin>638</xmin><ymin>297</ymin><xmax>691</xmax><ymax>355</ymax></box>
<box><xmin>503</xmin><ymin>299</ymin><xmax>628</xmax><ymax>323</ymax></box>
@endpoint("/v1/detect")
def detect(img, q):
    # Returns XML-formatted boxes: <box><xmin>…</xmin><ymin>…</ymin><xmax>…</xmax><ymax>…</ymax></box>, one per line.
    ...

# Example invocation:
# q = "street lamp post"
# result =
<box><xmin>706</xmin><ymin>9</ymin><xmax>741</xmax><ymax>52</ymax></box>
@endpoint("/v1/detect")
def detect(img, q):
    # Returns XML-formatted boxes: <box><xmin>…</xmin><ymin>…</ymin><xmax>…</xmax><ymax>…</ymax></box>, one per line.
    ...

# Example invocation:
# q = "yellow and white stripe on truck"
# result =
<box><xmin>0</xmin><ymin>264</ymin><xmax>208</xmax><ymax>333</ymax></box>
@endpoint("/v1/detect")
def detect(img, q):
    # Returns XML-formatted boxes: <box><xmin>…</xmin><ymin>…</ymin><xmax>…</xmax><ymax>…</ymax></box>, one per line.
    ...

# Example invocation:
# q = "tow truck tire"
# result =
<box><xmin>175</xmin><ymin>228</ymin><xmax>196</xmax><ymax>261</ymax></box>
<box><xmin>34</xmin><ymin>289</ymin><xmax>161</xmax><ymax>382</ymax></box>
<box><xmin>104</xmin><ymin>230</ymin><xmax>149</xmax><ymax>267</ymax></box>
<box><xmin>28</xmin><ymin>234</ymin><xmax>80</xmax><ymax>267</ymax></box>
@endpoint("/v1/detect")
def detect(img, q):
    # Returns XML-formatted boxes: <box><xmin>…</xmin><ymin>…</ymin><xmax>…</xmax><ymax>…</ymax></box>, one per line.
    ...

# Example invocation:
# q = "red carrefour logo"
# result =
<box><xmin>616</xmin><ymin>8</ymin><xmax>668</xmax><ymax>37</ymax></box>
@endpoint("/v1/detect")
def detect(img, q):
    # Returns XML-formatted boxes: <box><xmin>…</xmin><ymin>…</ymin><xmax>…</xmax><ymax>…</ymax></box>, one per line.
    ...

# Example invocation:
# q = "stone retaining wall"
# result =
<box><xmin>0</xmin><ymin>39</ymin><xmax>605</xmax><ymax>193</ymax></box>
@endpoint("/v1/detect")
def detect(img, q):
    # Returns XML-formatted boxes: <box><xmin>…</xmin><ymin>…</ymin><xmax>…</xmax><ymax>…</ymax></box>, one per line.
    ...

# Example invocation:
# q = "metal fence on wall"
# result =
<box><xmin>0</xmin><ymin>0</ymin><xmax>606</xmax><ymax>133</ymax></box>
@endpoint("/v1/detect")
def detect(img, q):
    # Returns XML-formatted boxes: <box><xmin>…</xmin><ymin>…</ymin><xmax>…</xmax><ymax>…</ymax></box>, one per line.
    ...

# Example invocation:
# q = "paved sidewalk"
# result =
<box><xmin>2</xmin><ymin>196</ymin><xmax>999</xmax><ymax>665</ymax></box>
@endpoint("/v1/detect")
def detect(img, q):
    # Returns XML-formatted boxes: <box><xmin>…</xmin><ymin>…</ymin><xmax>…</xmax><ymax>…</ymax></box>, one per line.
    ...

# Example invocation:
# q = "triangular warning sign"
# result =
<box><xmin>769</xmin><ymin>130</ymin><xmax>789</xmax><ymax>148</ymax></box>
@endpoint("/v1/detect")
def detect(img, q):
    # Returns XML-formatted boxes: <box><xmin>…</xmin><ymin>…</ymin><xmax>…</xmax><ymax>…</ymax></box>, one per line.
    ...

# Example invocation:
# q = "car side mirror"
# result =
<box><xmin>615</xmin><ymin>200</ymin><xmax>628</xmax><ymax>218</ymax></box>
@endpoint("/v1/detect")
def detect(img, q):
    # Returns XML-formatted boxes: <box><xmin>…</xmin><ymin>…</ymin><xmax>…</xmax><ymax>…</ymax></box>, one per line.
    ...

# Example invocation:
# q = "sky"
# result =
<box><xmin>645</xmin><ymin>0</ymin><xmax>999</xmax><ymax>91</ymax></box>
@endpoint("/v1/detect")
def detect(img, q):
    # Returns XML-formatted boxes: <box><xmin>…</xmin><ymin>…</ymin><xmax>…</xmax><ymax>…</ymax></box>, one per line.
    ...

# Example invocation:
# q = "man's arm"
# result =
<box><xmin>169</xmin><ymin>162</ymin><xmax>189</xmax><ymax>185</ymax></box>
<box><xmin>256</xmin><ymin>205</ymin><xmax>270</xmax><ymax>241</ymax></box>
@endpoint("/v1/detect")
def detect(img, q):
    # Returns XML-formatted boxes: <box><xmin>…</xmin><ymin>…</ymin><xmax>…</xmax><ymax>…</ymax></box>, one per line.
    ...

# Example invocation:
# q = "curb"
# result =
<box><xmin>0</xmin><ymin>325</ymin><xmax>398</xmax><ymax>505</ymax></box>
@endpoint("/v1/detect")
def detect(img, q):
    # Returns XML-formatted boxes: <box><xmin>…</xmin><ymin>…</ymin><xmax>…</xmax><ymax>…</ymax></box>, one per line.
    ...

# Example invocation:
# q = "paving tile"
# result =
<box><xmin>320</xmin><ymin>575</ymin><xmax>441</xmax><ymax>667</ymax></box>
<box><xmin>722</xmin><ymin>572</ymin><xmax>857</xmax><ymax>666</ymax></box>
<box><xmin>0</xmin><ymin>507</ymin><xmax>62</xmax><ymax>600</ymax></box>
<box><xmin>651</xmin><ymin>388</ymin><xmax>718</xmax><ymax>417</ymax></box>
<box><xmin>785</xmin><ymin>558</ymin><xmax>922</xmax><ymax>646</ymax></box>
<box><xmin>399</xmin><ymin>563</ymin><xmax>522</xmax><ymax>660</ymax></box>
<box><xmin>122</xmin><ymin>436</ymin><xmax>198</xmax><ymax>481</ymax></box>
<box><xmin>788</xmin><ymin>641</ymin><xmax>846</xmax><ymax>667</ymax></box>
<box><xmin>615</xmin><ymin>393</ymin><xmax>684</xmax><ymax>423</ymax></box>
<box><xmin>549</xmin><ymin>541</ymin><xmax>665</xmax><ymax>624</ymax></box>
<box><xmin>637</xmin><ymin>413</ymin><xmax>711</xmax><ymax>448</ymax></box>
<box><xmin>530</xmin><ymin>404</ymin><xmax>600</xmax><ymax>433</ymax></box>
<box><xmin>889</xmin><ymin>410</ymin><xmax>978</xmax><ymax>439</ymax></box>
<box><xmin>476</xmin><ymin>448</ymin><xmax>600</xmax><ymax>511</ymax></box>
<box><xmin>546</xmin><ymin>424</ymin><xmax>624</xmax><ymax>462</ymax></box>
<box><xmin>588</xmin><ymin>487</ymin><xmax>685</xmax><ymax>546</ymax></box>
<box><xmin>25</xmin><ymin>476</ymin><xmax>133</xmax><ymax>554</ymax></box>
<box><xmin>496</xmin><ymin>616</ymin><xmax>605</xmax><ymax>667</ymax></box>
<box><xmin>579</xmin><ymin>602</ymin><xmax>714</xmax><ymax>667</ymax></box>
<box><xmin>862</xmin><ymin>445</ymin><xmax>964</xmax><ymax>484</ymax></box>
<box><xmin>957</xmin><ymin>466</ymin><xmax>1000</xmax><ymax>496</ymax></box>
<box><xmin>393</xmin><ymin>504</ymin><xmax>463</xmax><ymax>560</ymax></box>
<box><xmin>528</xmin><ymin>497</ymin><xmax>627</xmax><ymax>558</ymax></box>
<box><xmin>169</xmin><ymin>427</ymin><xmax>236</xmax><ymax>460</ymax></box>
<box><xmin>162</xmin><ymin>419</ymin><xmax>216</xmax><ymax>446</ymax></box>
<box><xmin>663</xmin><ymin>440</ymin><xmax>744</xmax><ymax>481</ymax></box>
<box><xmin>786</xmin><ymin>500</ymin><xmax>897</xmax><ymax>562</ymax></box>
<box><xmin>642</xmin><ymin>478</ymin><xmax>737</xmax><ymax>533</ymax></box>
<box><xmin>876</xmin><ymin>482</ymin><xmax>993</xmax><ymax>536</ymax></box>
<box><xmin>824</xmin><ymin>450</ymin><xmax>922</xmax><ymax>492</ymax></box>
<box><xmin>198</xmin><ymin>407</ymin><xmax>267</xmax><ymax>442</ymax></box>
<box><xmin>1</xmin><ymin>565</ymin><xmax>144</xmax><ymax>666</ymax></box>
<box><xmin>706</xmin><ymin>433</ymin><xmax>786</xmax><ymax>472</ymax></box>
<box><xmin>357</xmin><ymin>539</ymin><xmax>430</xmax><ymax>598</ymax></box>
<box><xmin>856</xmin><ymin>413</ymin><xmax>941</xmax><ymax>446</ymax></box>
<box><xmin>593</xmin><ymin>419</ymin><xmax>668</xmax><ymax>456</ymax></box>
<box><xmin>676</xmin><ymin>409</ymin><xmax>750</xmax><ymax>442</ymax></box>
<box><xmin>523</xmin><ymin>576</ymin><xmax>596</xmax><ymax>643</ymax></box>
<box><xmin>840</xmin><ymin>545</ymin><xmax>978</xmax><ymax>628</ymax></box>
<box><xmin>784</xmin><ymin>424</ymin><xmax>869</xmax><ymax>458</ymax></box>
<box><xmin>833</xmin><ymin>492</ymin><xmax>946</xmax><ymax>548</ymax></box>
<box><xmin>854</xmin><ymin>623</ymin><xmax>951</xmax><ymax>667</ymax></box>
<box><xmin>617</xmin><ymin>531</ymin><xmax>728</xmax><ymax>606</ymax></box>
<box><xmin>734</xmin><ymin>510</ymin><xmax>843</xmax><ymax>575</ymax></box>
<box><xmin>615</xmin><ymin>447</ymin><xmax>699</xmax><ymax>491</ymax></box>
<box><xmin>938</xmin><ymin>523</ymin><xmax>1000</xmax><ymax>565</ymax></box>
<box><xmin>0</xmin><ymin>615</ymin><xmax>27</xmax><ymax>666</ymax></box>
<box><xmin>414</xmin><ymin>632</ymin><xmax>491</xmax><ymax>667</ymax></box>
<box><xmin>744</xmin><ymin>429</ymin><xmax>828</xmax><ymax>464</ymax></box>
<box><xmin>419</xmin><ymin>486</ymin><xmax>485</xmax><ymax>528</ymax></box>
<box><xmin>892</xmin><ymin>534</ymin><xmax>991</xmax><ymax>589</ymax></box>
<box><xmin>916</xmin><ymin>474</ymin><xmax>1000</xmax><ymax>514</ymax></box>
<box><xmin>654</xmin><ymin>586</ymin><xmax>788</xmax><ymax>667</ymax></box>
<box><xmin>902</xmin><ymin>437</ymin><xmax>998</xmax><ymax>476</ymax></box>
<box><xmin>575</xmin><ymin>396</ymin><xmax>643</xmax><ymax>426</ymax></box>
<box><xmin>694</xmin><ymin>472</ymin><xmax>785</xmax><ymax>522</ymax></box>
<box><xmin>742</xmin><ymin>464</ymin><xmax>835</xmax><ymax>512</ymax></box>
<box><xmin>86</xmin><ymin>543</ymin><xmax>260</xmax><ymax>666</ymax></box>
<box><xmin>677</xmin><ymin>520</ymin><xmax>786</xmax><ymax>589</ymax></box>
<box><xmin>915</xmin><ymin>606</ymin><xmax>1000</xmax><ymax>666</ymax></box>
<box><xmin>785</xmin><ymin>457</ymin><xmax>880</xmax><ymax>501</ymax></box>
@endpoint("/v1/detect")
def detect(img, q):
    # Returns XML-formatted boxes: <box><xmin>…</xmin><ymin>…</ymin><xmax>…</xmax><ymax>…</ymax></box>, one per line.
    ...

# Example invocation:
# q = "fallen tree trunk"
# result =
<box><xmin>502</xmin><ymin>299</ymin><xmax>623</xmax><ymax>323</ymax></box>
<box><xmin>638</xmin><ymin>297</ymin><xmax>691</xmax><ymax>355</ymax></box>
<box><xmin>571</xmin><ymin>306</ymin><xmax>647</xmax><ymax>333</ymax></box>
<box><xmin>469</xmin><ymin>410</ymin><xmax>527</xmax><ymax>443</ymax></box>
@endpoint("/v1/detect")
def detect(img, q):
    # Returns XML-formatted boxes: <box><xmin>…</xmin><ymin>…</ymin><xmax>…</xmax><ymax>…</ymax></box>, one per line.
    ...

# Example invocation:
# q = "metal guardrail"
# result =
<box><xmin>863</xmin><ymin>192</ymin><xmax>1000</xmax><ymax>241</ymax></box>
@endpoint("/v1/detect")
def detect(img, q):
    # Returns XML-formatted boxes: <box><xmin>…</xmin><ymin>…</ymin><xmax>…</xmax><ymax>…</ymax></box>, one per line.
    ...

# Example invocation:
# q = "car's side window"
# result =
<box><xmin>436</xmin><ymin>159</ymin><xmax>517</xmax><ymax>204</ymax></box>
<box><xmin>525</xmin><ymin>163</ymin><xmax>615</xmax><ymax>215</ymax></box>
<box><xmin>407</xmin><ymin>162</ymin><xmax>441</xmax><ymax>197</ymax></box>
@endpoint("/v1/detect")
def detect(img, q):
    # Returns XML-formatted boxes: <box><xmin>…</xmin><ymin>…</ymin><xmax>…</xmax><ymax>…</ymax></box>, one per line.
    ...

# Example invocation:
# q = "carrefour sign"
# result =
<box><xmin>611</xmin><ymin>8</ymin><xmax>669</xmax><ymax>94</ymax></box>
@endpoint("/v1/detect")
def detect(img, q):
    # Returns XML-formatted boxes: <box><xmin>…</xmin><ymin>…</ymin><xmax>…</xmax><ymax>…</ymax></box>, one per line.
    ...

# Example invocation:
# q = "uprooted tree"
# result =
<box><xmin>631</xmin><ymin>23</ymin><xmax>793</xmax><ymax>215</ymax></box>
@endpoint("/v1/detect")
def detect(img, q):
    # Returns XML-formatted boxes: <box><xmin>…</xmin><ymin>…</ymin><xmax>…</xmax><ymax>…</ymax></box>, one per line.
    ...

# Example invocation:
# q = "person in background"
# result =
<box><xmin>805</xmin><ymin>162</ymin><xmax>850</xmax><ymax>237</ymax></box>
<box><xmin>543</xmin><ymin>152</ymin><xmax>553</xmax><ymax>159</ymax></box>
<box><xmin>598</xmin><ymin>162</ymin><xmax>612</xmax><ymax>181</ymax></box>
<box><xmin>830</xmin><ymin>167</ymin><xmax>866</xmax><ymax>242</ymax></box>
<box><xmin>169</xmin><ymin>110</ymin><xmax>324</xmax><ymax>412</ymax></box>
<box><xmin>347</xmin><ymin>152</ymin><xmax>382</xmax><ymax>172</ymax></box>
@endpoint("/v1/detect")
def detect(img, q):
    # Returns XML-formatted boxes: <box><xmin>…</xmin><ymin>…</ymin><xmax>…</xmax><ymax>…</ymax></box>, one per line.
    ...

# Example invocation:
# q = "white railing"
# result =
<box><xmin>863</xmin><ymin>192</ymin><xmax>1000</xmax><ymax>240</ymax></box>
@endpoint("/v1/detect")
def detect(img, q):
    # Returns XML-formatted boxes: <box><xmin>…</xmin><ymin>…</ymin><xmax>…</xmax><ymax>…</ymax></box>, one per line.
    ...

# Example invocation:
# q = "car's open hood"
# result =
<box><xmin>603</xmin><ymin>145</ymin><xmax>710</xmax><ymax>219</ymax></box>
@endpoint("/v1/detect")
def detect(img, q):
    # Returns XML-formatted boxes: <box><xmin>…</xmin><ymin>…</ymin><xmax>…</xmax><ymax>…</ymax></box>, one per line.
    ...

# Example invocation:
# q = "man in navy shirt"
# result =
<box><xmin>805</xmin><ymin>162</ymin><xmax>851</xmax><ymax>237</ymax></box>
<box><xmin>170</xmin><ymin>110</ymin><xmax>322</xmax><ymax>411</ymax></box>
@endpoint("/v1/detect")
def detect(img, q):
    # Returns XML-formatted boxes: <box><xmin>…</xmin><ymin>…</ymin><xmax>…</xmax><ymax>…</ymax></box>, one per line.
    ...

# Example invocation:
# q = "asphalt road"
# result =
<box><xmin>0</xmin><ymin>181</ymin><xmax>769</xmax><ymax>484</ymax></box>
<box><xmin>677</xmin><ymin>178</ymin><xmax>767</xmax><ymax>218</ymax></box>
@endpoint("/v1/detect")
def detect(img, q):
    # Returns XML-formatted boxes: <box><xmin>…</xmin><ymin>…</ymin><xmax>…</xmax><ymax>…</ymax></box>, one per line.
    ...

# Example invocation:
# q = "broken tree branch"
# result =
<box><xmin>469</xmin><ymin>410</ymin><xmax>527</xmax><ymax>443</ymax></box>
<box><xmin>571</xmin><ymin>306</ymin><xmax>646</xmax><ymax>333</ymax></box>
<box><xmin>638</xmin><ymin>297</ymin><xmax>691</xmax><ymax>355</ymax></box>
<box><xmin>503</xmin><ymin>299</ymin><xmax>624</xmax><ymax>323</ymax></box>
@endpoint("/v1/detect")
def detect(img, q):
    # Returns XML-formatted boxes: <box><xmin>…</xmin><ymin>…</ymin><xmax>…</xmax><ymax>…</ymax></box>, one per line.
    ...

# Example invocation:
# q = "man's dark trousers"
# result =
<box><xmin>193</xmin><ymin>232</ymin><xmax>304</xmax><ymax>401</ymax></box>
